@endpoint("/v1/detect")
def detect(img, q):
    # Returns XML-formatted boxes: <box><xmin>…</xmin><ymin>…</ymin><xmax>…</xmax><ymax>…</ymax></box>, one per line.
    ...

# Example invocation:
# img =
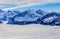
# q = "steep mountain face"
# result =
<box><xmin>7</xmin><ymin>10</ymin><xmax>46</xmax><ymax>25</ymax></box>
<box><xmin>0</xmin><ymin>9</ymin><xmax>60</xmax><ymax>26</ymax></box>
<box><xmin>40</xmin><ymin>12</ymin><xmax>60</xmax><ymax>25</ymax></box>
<box><xmin>5</xmin><ymin>10</ymin><xmax>20</xmax><ymax>20</ymax></box>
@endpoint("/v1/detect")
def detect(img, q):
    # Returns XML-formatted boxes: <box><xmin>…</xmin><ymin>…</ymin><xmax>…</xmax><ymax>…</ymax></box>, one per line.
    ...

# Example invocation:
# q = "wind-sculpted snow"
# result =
<box><xmin>0</xmin><ymin>9</ymin><xmax>60</xmax><ymax>26</ymax></box>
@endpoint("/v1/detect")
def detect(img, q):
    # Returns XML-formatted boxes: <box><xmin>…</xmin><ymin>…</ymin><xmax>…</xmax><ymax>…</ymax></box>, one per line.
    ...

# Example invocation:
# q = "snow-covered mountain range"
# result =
<box><xmin>0</xmin><ymin>9</ymin><xmax>60</xmax><ymax>26</ymax></box>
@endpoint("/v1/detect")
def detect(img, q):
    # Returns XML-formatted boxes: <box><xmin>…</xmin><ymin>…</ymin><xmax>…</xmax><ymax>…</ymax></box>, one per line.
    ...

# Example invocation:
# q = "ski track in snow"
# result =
<box><xmin>0</xmin><ymin>23</ymin><xmax>60</xmax><ymax>39</ymax></box>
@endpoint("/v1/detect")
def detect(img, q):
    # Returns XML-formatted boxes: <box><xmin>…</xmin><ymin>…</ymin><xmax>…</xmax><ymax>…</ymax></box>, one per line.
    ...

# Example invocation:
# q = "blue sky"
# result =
<box><xmin>34</xmin><ymin>3</ymin><xmax>60</xmax><ymax>12</ymax></box>
<box><xmin>0</xmin><ymin>0</ymin><xmax>60</xmax><ymax>12</ymax></box>
<box><xmin>14</xmin><ymin>3</ymin><xmax>60</xmax><ymax>12</ymax></box>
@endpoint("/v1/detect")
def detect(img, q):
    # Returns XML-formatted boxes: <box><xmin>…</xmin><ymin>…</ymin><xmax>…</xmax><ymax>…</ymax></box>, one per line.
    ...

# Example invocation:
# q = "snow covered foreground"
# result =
<box><xmin>0</xmin><ymin>23</ymin><xmax>60</xmax><ymax>39</ymax></box>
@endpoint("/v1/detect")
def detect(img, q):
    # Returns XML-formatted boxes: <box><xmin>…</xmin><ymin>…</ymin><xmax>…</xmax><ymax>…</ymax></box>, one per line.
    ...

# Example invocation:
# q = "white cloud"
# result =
<box><xmin>0</xmin><ymin>0</ymin><xmax>60</xmax><ymax>4</ymax></box>
<box><xmin>2</xmin><ymin>3</ymin><xmax>41</xmax><ymax>10</ymax></box>
<box><xmin>40</xmin><ymin>0</ymin><xmax>60</xmax><ymax>3</ymax></box>
<box><xmin>1</xmin><ymin>0</ymin><xmax>60</xmax><ymax>10</ymax></box>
